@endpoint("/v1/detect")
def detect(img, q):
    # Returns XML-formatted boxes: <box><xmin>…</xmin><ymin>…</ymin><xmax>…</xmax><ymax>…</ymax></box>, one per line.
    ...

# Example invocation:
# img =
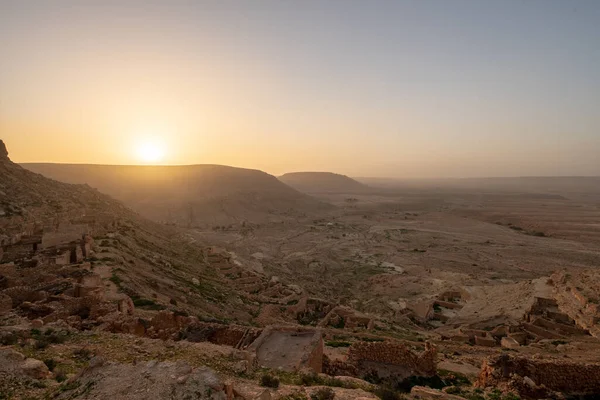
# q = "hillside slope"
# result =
<box><xmin>279</xmin><ymin>171</ymin><xmax>371</xmax><ymax>194</ymax></box>
<box><xmin>0</xmin><ymin>140</ymin><xmax>253</xmax><ymax>322</ymax></box>
<box><xmin>23</xmin><ymin>163</ymin><xmax>331</xmax><ymax>226</ymax></box>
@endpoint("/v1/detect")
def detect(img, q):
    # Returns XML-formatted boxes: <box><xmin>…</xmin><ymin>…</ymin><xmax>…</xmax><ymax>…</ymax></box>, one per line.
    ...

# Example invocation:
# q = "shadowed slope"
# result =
<box><xmin>23</xmin><ymin>163</ymin><xmax>332</xmax><ymax>226</ymax></box>
<box><xmin>279</xmin><ymin>171</ymin><xmax>371</xmax><ymax>194</ymax></box>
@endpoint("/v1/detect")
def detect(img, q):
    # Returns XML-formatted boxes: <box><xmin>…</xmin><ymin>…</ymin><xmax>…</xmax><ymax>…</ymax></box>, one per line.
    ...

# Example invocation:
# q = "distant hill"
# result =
<box><xmin>279</xmin><ymin>172</ymin><xmax>371</xmax><ymax>194</ymax></box>
<box><xmin>23</xmin><ymin>163</ymin><xmax>331</xmax><ymax>226</ymax></box>
<box><xmin>356</xmin><ymin>176</ymin><xmax>600</xmax><ymax>195</ymax></box>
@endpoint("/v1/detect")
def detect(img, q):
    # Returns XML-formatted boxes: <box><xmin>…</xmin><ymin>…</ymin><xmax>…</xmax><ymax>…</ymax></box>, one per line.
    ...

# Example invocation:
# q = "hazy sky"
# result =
<box><xmin>1</xmin><ymin>0</ymin><xmax>599</xmax><ymax>177</ymax></box>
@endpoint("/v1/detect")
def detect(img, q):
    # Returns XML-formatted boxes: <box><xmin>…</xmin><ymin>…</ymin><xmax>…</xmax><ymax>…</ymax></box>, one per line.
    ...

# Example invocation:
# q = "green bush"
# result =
<box><xmin>43</xmin><ymin>359</ymin><xmax>57</xmax><ymax>371</ymax></box>
<box><xmin>260</xmin><ymin>374</ymin><xmax>280</xmax><ymax>388</ymax></box>
<box><xmin>374</xmin><ymin>387</ymin><xmax>401</xmax><ymax>400</ymax></box>
<box><xmin>325</xmin><ymin>340</ymin><xmax>351</xmax><ymax>348</ymax></box>
<box><xmin>311</xmin><ymin>387</ymin><xmax>335</xmax><ymax>400</ymax></box>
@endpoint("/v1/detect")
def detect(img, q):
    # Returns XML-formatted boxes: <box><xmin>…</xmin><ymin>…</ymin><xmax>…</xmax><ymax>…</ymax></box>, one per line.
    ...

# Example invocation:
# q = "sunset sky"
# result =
<box><xmin>1</xmin><ymin>0</ymin><xmax>599</xmax><ymax>177</ymax></box>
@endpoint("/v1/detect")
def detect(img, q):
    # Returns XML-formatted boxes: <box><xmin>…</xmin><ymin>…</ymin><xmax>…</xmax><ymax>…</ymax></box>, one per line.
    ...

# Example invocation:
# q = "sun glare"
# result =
<box><xmin>136</xmin><ymin>140</ymin><xmax>165</xmax><ymax>164</ymax></box>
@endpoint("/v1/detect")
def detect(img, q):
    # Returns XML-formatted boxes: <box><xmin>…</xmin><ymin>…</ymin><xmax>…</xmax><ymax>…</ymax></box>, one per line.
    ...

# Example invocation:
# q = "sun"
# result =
<box><xmin>135</xmin><ymin>140</ymin><xmax>165</xmax><ymax>164</ymax></box>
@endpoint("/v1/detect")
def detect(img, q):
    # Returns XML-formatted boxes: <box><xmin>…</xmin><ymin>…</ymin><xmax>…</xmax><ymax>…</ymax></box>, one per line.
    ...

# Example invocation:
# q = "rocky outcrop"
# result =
<box><xmin>0</xmin><ymin>348</ymin><xmax>51</xmax><ymax>379</ymax></box>
<box><xmin>477</xmin><ymin>353</ymin><xmax>600</xmax><ymax>398</ymax></box>
<box><xmin>551</xmin><ymin>271</ymin><xmax>600</xmax><ymax>338</ymax></box>
<box><xmin>247</xmin><ymin>326</ymin><xmax>323</xmax><ymax>373</ymax></box>
<box><xmin>0</xmin><ymin>140</ymin><xmax>8</xmax><ymax>160</ymax></box>
<box><xmin>54</xmin><ymin>358</ymin><xmax>227</xmax><ymax>400</ymax></box>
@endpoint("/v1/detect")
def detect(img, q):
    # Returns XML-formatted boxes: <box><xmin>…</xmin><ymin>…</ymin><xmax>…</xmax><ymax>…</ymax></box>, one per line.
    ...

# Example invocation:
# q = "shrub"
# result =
<box><xmin>43</xmin><ymin>359</ymin><xmax>57</xmax><ymax>371</ymax></box>
<box><xmin>0</xmin><ymin>333</ymin><xmax>18</xmax><ymax>345</ymax></box>
<box><xmin>311</xmin><ymin>387</ymin><xmax>335</xmax><ymax>400</ymax></box>
<box><xmin>132</xmin><ymin>298</ymin><xmax>165</xmax><ymax>310</ymax></box>
<box><xmin>73</xmin><ymin>347</ymin><xmax>93</xmax><ymax>360</ymax></box>
<box><xmin>35</xmin><ymin>337</ymin><xmax>49</xmax><ymax>349</ymax></box>
<box><xmin>54</xmin><ymin>367</ymin><xmax>68</xmax><ymax>382</ymax></box>
<box><xmin>109</xmin><ymin>273</ymin><xmax>122</xmax><ymax>286</ymax></box>
<box><xmin>325</xmin><ymin>340</ymin><xmax>351</xmax><ymax>348</ymax></box>
<box><xmin>281</xmin><ymin>391</ymin><xmax>308</xmax><ymax>400</ymax></box>
<box><xmin>444</xmin><ymin>386</ymin><xmax>460</xmax><ymax>394</ymax></box>
<box><xmin>260</xmin><ymin>374</ymin><xmax>280</xmax><ymax>388</ymax></box>
<box><xmin>374</xmin><ymin>387</ymin><xmax>401</xmax><ymax>400</ymax></box>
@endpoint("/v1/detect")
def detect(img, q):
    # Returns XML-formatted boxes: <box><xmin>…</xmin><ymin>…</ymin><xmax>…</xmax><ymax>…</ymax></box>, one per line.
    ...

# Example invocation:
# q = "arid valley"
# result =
<box><xmin>2</xmin><ymin>139</ymin><xmax>600</xmax><ymax>399</ymax></box>
<box><xmin>2</xmin><ymin>1</ymin><xmax>600</xmax><ymax>398</ymax></box>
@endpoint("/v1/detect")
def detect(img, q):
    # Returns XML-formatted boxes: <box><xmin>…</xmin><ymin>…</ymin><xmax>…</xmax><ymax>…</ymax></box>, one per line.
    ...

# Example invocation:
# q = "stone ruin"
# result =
<box><xmin>348</xmin><ymin>340</ymin><xmax>437</xmax><ymax>382</ymax></box>
<box><xmin>323</xmin><ymin>340</ymin><xmax>437</xmax><ymax>385</ymax></box>
<box><xmin>478</xmin><ymin>353</ymin><xmax>600</xmax><ymax>398</ymax></box>
<box><xmin>318</xmin><ymin>306</ymin><xmax>374</xmax><ymax>330</ymax></box>
<box><xmin>551</xmin><ymin>270</ymin><xmax>600</xmax><ymax>339</ymax></box>
<box><xmin>246</xmin><ymin>325</ymin><xmax>324</xmax><ymax>373</ymax></box>
<box><xmin>437</xmin><ymin>286</ymin><xmax>593</xmax><ymax>349</ymax></box>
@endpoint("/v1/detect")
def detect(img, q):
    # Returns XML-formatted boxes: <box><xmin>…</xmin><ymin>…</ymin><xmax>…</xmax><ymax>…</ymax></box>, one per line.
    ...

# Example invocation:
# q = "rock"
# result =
<box><xmin>192</xmin><ymin>278</ymin><xmax>200</xmax><ymax>285</ymax></box>
<box><xmin>333</xmin><ymin>376</ymin><xmax>376</xmax><ymax>390</ymax></box>
<box><xmin>0</xmin><ymin>140</ymin><xmax>8</xmax><ymax>160</ymax></box>
<box><xmin>88</xmin><ymin>356</ymin><xmax>105</xmax><ymax>369</ymax></box>
<box><xmin>21</xmin><ymin>358</ymin><xmax>51</xmax><ymax>379</ymax></box>
<box><xmin>225</xmin><ymin>382</ymin><xmax>234</xmax><ymax>400</ymax></box>
<box><xmin>410</xmin><ymin>386</ymin><xmax>466</xmax><ymax>399</ymax></box>
<box><xmin>288</xmin><ymin>284</ymin><xmax>303</xmax><ymax>294</ymax></box>
<box><xmin>54</xmin><ymin>359</ymin><xmax>228</xmax><ymax>399</ymax></box>
<box><xmin>0</xmin><ymin>294</ymin><xmax>12</xmax><ymax>314</ymax></box>
<box><xmin>233</xmin><ymin>360</ymin><xmax>249</xmax><ymax>374</ymax></box>
<box><xmin>501</xmin><ymin>337</ymin><xmax>520</xmax><ymax>349</ymax></box>
<box><xmin>255</xmin><ymin>389</ymin><xmax>272</xmax><ymax>400</ymax></box>
<box><xmin>0</xmin><ymin>348</ymin><xmax>51</xmax><ymax>379</ymax></box>
<box><xmin>523</xmin><ymin>376</ymin><xmax>537</xmax><ymax>389</ymax></box>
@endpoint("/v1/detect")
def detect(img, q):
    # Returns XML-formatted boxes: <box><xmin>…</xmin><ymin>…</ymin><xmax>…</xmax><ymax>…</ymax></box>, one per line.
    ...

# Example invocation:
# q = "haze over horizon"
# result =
<box><xmin>1</xmin><ymin>0</ymin><xmax>599</xmax><ymax>178</ymax></box>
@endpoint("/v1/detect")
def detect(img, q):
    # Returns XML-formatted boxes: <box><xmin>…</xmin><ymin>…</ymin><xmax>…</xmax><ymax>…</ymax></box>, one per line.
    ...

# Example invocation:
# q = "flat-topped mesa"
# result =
<box><xmin>0</xmin><ymin>140</ymin><xmax>8</xmax><ymax>160</ymax></box>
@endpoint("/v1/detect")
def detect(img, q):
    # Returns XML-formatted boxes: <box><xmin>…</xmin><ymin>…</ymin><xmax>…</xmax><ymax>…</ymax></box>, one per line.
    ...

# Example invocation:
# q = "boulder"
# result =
<box><xmin>0</xmin><ymin>348</ymin><xmax>51</xmax><ymax>379</ymax></box>
<box><xmin>501</xmin><ymin>337</ymin><xmax>520</xmax><ymax>349</ymax></box>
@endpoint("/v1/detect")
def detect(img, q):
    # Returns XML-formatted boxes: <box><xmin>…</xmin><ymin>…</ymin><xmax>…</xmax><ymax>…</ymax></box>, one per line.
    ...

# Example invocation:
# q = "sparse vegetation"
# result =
<box><xmin>310</xmin><ymin>387</ymin><xmax>335</xmax><ymax>400</ymax></box>
<box><xmin>132</xmin><ymin>297</ymin><xmax>165</xmax><ymax>310</ymax></box>
<box><xmin>260</xmin><ymin>374</ymin><xmax>280</xmax><ymax>388</ymax></box>
<box><xmin>325</xmin><ymin>340</ymin><xmax>351</xmax><ymax>348</ymax></box>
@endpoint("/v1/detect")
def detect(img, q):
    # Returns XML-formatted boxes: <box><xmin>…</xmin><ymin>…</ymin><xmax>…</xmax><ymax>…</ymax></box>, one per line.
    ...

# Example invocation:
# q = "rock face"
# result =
<box><xmin>0</xmin><ymin>140</ymin><xmax>8</xmax><ymax>160</ymax></box>
<box><xmin>551</xmin><ymin>271</ymin><xmax>600</xmax><ymax>338</ymax></box>
<box><xmin>247</xmin><ymin>326</ymin><xmax>324</xmax><ymax>373</ymax></box>
<box><xmin>55</xmin><ymin>359</ymin><xmax>227</xmax><ymax>400</ymax></box>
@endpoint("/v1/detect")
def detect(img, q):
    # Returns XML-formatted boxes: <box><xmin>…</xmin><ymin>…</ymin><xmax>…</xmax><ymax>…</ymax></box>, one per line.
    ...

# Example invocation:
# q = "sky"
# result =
<box><xmin>1</xmin><ymin>0</ymin><xmax>599</xmax><ymax>178</ymax></box>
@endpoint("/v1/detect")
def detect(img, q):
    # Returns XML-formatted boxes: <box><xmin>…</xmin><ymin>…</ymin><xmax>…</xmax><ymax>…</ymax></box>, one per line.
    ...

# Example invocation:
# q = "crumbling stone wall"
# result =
<box><xmin>478</xmin><ymin>354</ymin><xmax>600</xmax><ymax>397</ymax></box>
<box><xmin>247</xmin><ymin>326</ymin><xmax>324</xmax><ymax>373</ymax></box>
<box><xmin>322</xmin><ymin>355</ymin><xmax>358</xmax><ymax>377</ymax></box>
<box><xmin>185</xmin><ymin>322</ymin><xmax>262</xmax><ymax>348</ymax></box>
<box><xmin>552</xmin><ymin>271</ymin><xmax>600</xmax><ymax>338</ymax></box>
<box><xmin>347</xmin><ymin>341</ymin><xmax>437</xmax><ymax>381</ymax></box>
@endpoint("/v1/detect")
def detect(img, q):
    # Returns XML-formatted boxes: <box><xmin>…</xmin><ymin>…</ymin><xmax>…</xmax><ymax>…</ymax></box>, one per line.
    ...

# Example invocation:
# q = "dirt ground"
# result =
<box><xmin>187</xmin><ymin>184</ymin><xmax>600</xmax><ymax>323</ymax></box>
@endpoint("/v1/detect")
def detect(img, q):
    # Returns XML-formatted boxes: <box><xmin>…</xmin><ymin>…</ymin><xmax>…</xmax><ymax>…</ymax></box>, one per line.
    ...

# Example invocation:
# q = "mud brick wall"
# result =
<box><xmin>323</xmin><ymin>355</ymin><xmax>358</xmax><ymax>377</ymax></box>
<box><xmin>211</xmin><ymin>325</ymin><xmax>262</xmax><ymax>348</ymax></box>
<box><xmin>183</xmin><ymin>321</ymin><xmax>263</xmax><ymax>348</ymax></box>
<box><xmin>348</xmin><ymin>341</ymin><xmax>437</xmax><ymax>379</ymax></box>
<box><xmin>479</xmin><ymin>354</ymin><xmax>600</xmax><ymax>396</ymax></box>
